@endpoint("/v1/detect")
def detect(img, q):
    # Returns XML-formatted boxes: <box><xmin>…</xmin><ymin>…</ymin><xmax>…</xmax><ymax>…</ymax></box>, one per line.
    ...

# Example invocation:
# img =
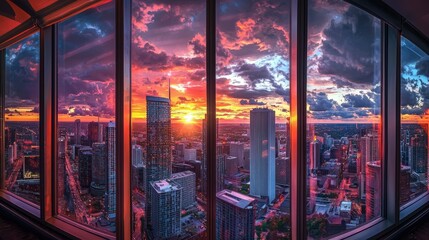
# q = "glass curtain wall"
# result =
<box><xmin>306</xmin><ymin>0</ymin><xmax>382</xmax><ymax>238</ymax></box>
<box><xmin>4</xmin><ymin>32</ymin><xmax>40</xmax><ymax>205</ymax></box>
<box><xmin>400</xmin><ymin>37</ymin><xmax>429</xmax><ymax>207</ymax></box>
<box><xmin>131</xmin><ymin>0</ymin><xmax>207</xmax><ymax>239</ymax></box>
<box><xmin>216</xmin><ymin>0</ymin><xmax>291</xmax><ymax>239</ymax></box>
<box><xmin>56</xmin><ymin>1</ymin><xmax>116</xmax><ymax>234</ymax></box>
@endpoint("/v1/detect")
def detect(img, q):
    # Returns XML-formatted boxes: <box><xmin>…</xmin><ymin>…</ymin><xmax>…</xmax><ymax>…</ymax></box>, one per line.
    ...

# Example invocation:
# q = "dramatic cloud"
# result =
<box><xmin>416</xmin><ymin>57</ymin><xmax>429</xmax><ymax>77</ymax></box>
<box><xmin>308</xmin><ymin>92</ymin><xmax>336</xmax><ymax>112</ymax></box>
<box><xmin>240</xmin><ymin>99</ymin><xmax>266</xmax><ymax>105</ymax></box>
<box><xmin>5</xmin><ymin>33</ymin><xmax>40</xmax><ymax>107</ymax></box>
<box><xmin>317</xmin><ymin>7</ymin><xmax>380</xmax><ymax>86</ymax></box>
<box><xmin>342</xmin><ymin>94</ymin><xmax>374</xmax><ymax>108</ymax></box>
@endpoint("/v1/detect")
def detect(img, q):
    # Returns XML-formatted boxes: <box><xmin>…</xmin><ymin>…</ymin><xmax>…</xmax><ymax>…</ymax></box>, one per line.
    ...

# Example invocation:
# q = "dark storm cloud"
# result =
<box><xmin>342</xmin><ymin>94</ymin><xmax>374</xmax><ymax>108</ymax></box>
<box><xmin>78</xmin><ymin>63</ymin><xmax>115</xmax><ymax>82</ymax></box>
<box><xmin>189</xmin><ymin>70</ymin><xmax>206</xmax><ymax>81</ymax></box>
<box><xmin>240</xmin><ymin>98</ymin><xmax>266</xmax><ymax>105</ymax></box>
<box><xmin>401</xmin><ymin>80</ymin><xmax>419</xmax><ymax>107</ymax></box>
<box><xmin>317</xmin><ymin>7</ymin><xmax>380</xmax><ymax>85</ymax></box>
<box><xmin>310</xmin><ymin>110</ymin><xmax>354</xmax><ymax>119</ymax></box>
<box><xmin>5</xmin><ymin>33</ymin><xmax>40</xmax><ymax>107</ymax></box>
<box><xmin>332</xmin><ymin>77</ymin><xmax>352</xmax><ymax>89</ymax></box>
<box><xmin>146</xmin><ymin>89</ymin><xmax>159</xmax><ymax>96</ymax></box>
<box><xmin>275</xmin><ymin>87</ymin><xmax>290</xmax><ymax>102</ymax></box>
<box><xmin>189</xmin><ymin>37</ymin><xmax>205</xmax><ymax>55</ymax></box>
<box><xmin>60</xmin><ymin>3</ymin><xmax>115</xmax><ymax>54</ymax></box>
<box><xmin>133</xmin><ymin>42</ymin><xmax>168</xmax><ymax>69</ymax></box>
<box><xmin>307</xmin><ymin>92</ymin><xmax>336</xmax><ymax>111</ymax></box>
<box><xmin>236</xmin><ymin>63</ymin><xmax>273</xmax><ymax>82</ymax></box>
<box><xmin>218</xmin><ymin>87</ymin><xmax>272</xmax><ymax>100</ymax></box>
<box><xmin>416</xmin><ymin>57</ymin><xmax>429</xmax><ymax>77</ymax></box>
<box><xmin>132</xmin><ymin>42</ymin><xmax>204</xmax><ymax>71</ymax></box>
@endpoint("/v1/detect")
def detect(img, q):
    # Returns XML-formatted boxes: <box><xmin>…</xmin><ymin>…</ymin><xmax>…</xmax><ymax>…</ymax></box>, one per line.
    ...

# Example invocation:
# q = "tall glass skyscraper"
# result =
<box><xmin>250</xmin><ymin>108</ymin><xmax>276</xmax><ymax>202</ymax></box>
<box><xmin>106</xmin><ymin>122</ymin><xmax>116</xmax><ymax>218</ymax></box>
<box><xmin>145</xmin><ymin>96</ymin><xmax>172</xmax><ymax>236</ymax></box>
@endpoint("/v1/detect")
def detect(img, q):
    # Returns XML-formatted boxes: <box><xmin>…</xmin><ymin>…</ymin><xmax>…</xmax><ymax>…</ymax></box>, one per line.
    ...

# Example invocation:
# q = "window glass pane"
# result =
<box><xmin>307</xmin><ymin>0</ymin><xmax>381</xmax><ymax>237</ymax></box>
<box><xmin>400</xmin><ymin>37</ymin><xmax>429</xmax><ymax>206</ymax></box>
<box><xmin>57</xmin><ymin>1</ymin><xmax>116</xmax><ymax>234</ymax></box>
<box><xmin>4</xmin><ymin>32</ymin><xmax>40</xmax><ymax>205</ymax></box>
<box><xmin>131</xmin><ymin>0</ymin><xmax>207</xmax><ymax>239</ymax></box>
<box><xmin>216</xmin><ymin>0</ymin><xmax>291</xmax><ymax>239</ymax></box>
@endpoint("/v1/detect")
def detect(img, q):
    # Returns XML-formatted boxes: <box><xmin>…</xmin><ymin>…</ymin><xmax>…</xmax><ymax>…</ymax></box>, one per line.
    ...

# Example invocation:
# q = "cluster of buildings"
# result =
<box><xmin>57</xmin><ymin>120</ymin><xmax>117</xmax><ymax>222</ymax></box>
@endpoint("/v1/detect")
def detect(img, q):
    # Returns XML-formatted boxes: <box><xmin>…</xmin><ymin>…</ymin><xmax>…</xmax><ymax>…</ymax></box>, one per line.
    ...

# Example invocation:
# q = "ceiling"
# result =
<box><xmin>0</xmin><ymin>0</ymin><xmax>110</xmax><ymax>49</ymax></box>
<box><xmin>0</xmin><ymin>0</ymin><xmax>428</xmax><ymax>48</ymax></box>
<box><xmin>383</xmin><ymin>0</ymin><xmax>429</xmax><ymax>39</ymax></box>
<box><xmin>0</xmin><ymin>0</ymin><xmax>60</xmax><ymax>36</ymax></box>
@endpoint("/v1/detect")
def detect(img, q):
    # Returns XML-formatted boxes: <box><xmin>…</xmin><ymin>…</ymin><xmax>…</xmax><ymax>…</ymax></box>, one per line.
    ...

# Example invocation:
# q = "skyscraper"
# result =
<box><xmin>310</xmin><ymin>139</ymin><xmax>321</xmax><ymax>172</ymax></box>
<box><xmin>87</xmin><ymin>121</ymin><xmax>99</xmax><ymax>146</ymax></box>
<box><xmin>400</xmin><ymin>165</ymin><xmax>411</xmax><ymax>205</ymax></box>
<box><xmin>250</xmin><ymin>108</ymin><xmax>276</xmax><ymax>202</ymax></box>
<box><xmin>78</xmin><ymin>147</ymin><xmax>92</xmax><ymax>189</ymax></box>
<box><xmin>366</xmin><ymin>161</ymin><xmax>382</xmax><ymax>221</ymax></box>
<box><xmin>171</xmin><ymin>171</ymin><xmax>196</xmax><ymax>209</ymax></box>
<box><xmin>91</xmin><ymin>142</ymin><xmax>106</xmax><ymax>196</ymax></box>
<box><xmin>360</xmin><ymin>133</ymin><xmax>380</xmax><ymax>199</ymax></box>
<box><xmin>146</xmin><ymin>96</ymin><xmax>171</xmax><ymax>184</ymax></box>
<box><xmin>74</xmin><ymin>119</ymin><xmax>81</xmax><ymax>145</ymax></box>
<box><xmin>409</xmin><ymin>133</ymin><xmax>428</xmax><ymax>174</ymax></box>
<box><xmin>149</xmin><ymin>180</ymin><xmax>182</xmax><ymax>239</ymax></box>
<box><xmin>98</xmin><ymin>122</ymin><xmax>104</xmax><ymax>143</ymax></box>
<box><xmin>132</xmin><ymin>144</ymin><xmax>143</xmax><ymax>166</ymax></box>
<box><xmin>105</xmin><ymin>122</ymin><xmax>116</xmax><ymax>217</ymax></box>
<box><xmin>216</xmin><ymin>189</ymin><xmax>256</xmax><ymax>239</ymax></box>
<box><xmin>230</xmin><ymin>142</ymin><xmax>244</xmax><ymax>168</ymax></box>
<box><xmin>145</xmin><ymin>96</ymin><xmax>171</xmax><ymax>234</ymax></box>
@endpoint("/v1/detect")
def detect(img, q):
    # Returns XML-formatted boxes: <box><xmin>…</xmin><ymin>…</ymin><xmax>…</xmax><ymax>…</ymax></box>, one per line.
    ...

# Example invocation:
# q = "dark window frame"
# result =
<box><xmin>0</xmin><ymin>0</ymin><xmax>429</xmax><ymax>239</ymax></box>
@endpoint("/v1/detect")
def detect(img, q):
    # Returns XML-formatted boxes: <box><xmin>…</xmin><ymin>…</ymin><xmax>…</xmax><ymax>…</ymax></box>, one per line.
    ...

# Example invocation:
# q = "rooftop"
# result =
<box><xmin>217</xmin><ymin>189</ymin><xmax>256</xmax><ymax>209</ymax></box>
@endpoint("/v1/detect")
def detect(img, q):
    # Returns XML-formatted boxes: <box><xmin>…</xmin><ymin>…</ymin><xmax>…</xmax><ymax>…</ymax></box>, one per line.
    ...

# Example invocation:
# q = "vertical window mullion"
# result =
<box><xmin>206</xmin><ymin>0</ymin><xmax>216</xmax><ymax>239</ymax></box>
<box><xmin>290</xmin><ymin>0</ymin><xmax>307</xmax><ymax>239</ymax></box>
<box><xmin>0</xmin><ymin>49</ymin><xmax>4</xmax><ymax>190</ymax></box>
<box><xmin>382</xmin><ymin>22</ymin><xmax>400</xmax><ymax>224</ymax></box>
<box><xmin>40</xmin><ymin>25</ymin><xmax>55</xmax><ymax>220</ymax></box>
<box><xmin>116</xmin><ymin>0</ymin><xmax>132</xmax><ymax>239</ymax></box>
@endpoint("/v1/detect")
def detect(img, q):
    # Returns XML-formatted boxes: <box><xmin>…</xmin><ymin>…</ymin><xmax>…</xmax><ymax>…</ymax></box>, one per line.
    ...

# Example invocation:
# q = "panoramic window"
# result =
<box><xmin>306</xmin><ymin>0</ymin><xmax>381</xmax><ymax>238</ymax></box>
<box><xmin>3</xmin><ymin>32</ymin><xmax>40</xmax><ymax>205</ymax></box>
<box><xmin>216</xmin><ymin>0</ymin><xmax>291</xmax><ymax>239</ymax></box>
<box><xmin>400</xmin><ymin>37</ymin><xmax>429</xmax><ymax>207</ymax></box>
<box><xmin>56</xmin><ymin>1</ymin><xmax>116</xmax><ymax>234</ymax></box>
<box><xmin>131</xmin><ymin>0</ymin><xmax>207</xmax><ymax>239</ymax></box>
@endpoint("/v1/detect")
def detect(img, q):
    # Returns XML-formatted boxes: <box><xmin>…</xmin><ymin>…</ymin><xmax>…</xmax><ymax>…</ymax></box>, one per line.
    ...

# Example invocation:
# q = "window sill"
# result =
<box><xmin>46</xmin><ymin>216</ymin><xmax>115</xmax><ymax>240</ymax></box>
<box><xmin>400</xmin><ymin>192</ymin><xmax>429</xmax><ymax>221</ymax></box>
<box><xmin>0</xmin><ymin>190</ymin><xmax>40</xmax><ymax>217</ymax></box>
<box><xmin>330</xmin><ymin>218</ymin><xmax>394</xmax><ymax>240</ymax></box>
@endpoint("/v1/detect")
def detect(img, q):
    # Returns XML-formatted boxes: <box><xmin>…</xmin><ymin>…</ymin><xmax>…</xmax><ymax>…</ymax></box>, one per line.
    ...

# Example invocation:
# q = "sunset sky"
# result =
<box><xmin>4</xmin><ymin>0</ymin><xmax>429</xmax><ymax>124</ymax></box>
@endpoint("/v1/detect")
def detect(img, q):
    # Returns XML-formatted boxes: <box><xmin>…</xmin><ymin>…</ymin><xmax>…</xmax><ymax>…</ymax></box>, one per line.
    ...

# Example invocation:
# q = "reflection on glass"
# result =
<box><xmin>56</xmin><ymin>1</ymin><xmax>116</xmax><ymax>234</ymax></box>
<box><xmin>131</xmin><ymin>0</ymin><xmax>207</xmax><ymax>239</ymax></box>
<box><xmin>306</xmin><ymin>0</ymin><xmax>381</xmax><ymax>238</ymax></box>
<box><xmin>216</xmin><ymin>0</ymin><xmax>291</xmax><ymax>238</ymax></box>
<box><xmin>400</xmin><ymin>37</ymin><xmax>429</xmax><ymax>206</ymax></box>
<box><xmin>4</xmin><ymin>33</ymin><xmax>40</xmax><ymax>205</ymax></box>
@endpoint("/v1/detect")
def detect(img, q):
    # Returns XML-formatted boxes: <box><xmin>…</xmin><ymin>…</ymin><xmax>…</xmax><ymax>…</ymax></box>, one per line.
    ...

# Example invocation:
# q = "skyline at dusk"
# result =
<box><xmin>3</xmin><ymin>0</ymin><xmax>429</xmax><ymax>124</ymax></box>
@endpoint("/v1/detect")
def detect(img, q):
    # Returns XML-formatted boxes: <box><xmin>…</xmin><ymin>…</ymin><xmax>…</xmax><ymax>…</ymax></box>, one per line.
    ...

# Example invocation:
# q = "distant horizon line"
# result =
<box><xmin>5</xmin><ymin>120</ymin><xmax>429</xmax><ymax>124</ymax></box>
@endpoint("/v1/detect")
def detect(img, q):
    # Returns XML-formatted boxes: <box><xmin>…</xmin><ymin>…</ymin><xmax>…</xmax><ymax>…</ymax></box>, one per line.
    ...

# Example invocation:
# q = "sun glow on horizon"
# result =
<box><xmin>183</xmin><ymin>113</ymin><xmax>194</xmax><ymax>124</ymax></box>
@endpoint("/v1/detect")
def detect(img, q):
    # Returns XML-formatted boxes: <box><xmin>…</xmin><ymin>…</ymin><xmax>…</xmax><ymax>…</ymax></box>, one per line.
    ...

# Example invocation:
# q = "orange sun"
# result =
<box><xmin>184</xmin><ymin>113</ymin><xmax>194</xmax><ymax>123</ymax></box>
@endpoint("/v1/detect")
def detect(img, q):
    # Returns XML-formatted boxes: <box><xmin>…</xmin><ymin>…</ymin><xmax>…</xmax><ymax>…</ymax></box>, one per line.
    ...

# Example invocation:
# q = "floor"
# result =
<box><xmin>1</xmin><ymin>211</ymin><xmax>429</xmax><ymax>240</ymax></box>
<box><xmin>0</xmin><ymin>214</ymin><xmax>40</xmax><ymax>240</ymax></box>
<box><xmin>399</xmin><ymin>214</ymin><xmax>429</xmax><ymax>240</ymax></box>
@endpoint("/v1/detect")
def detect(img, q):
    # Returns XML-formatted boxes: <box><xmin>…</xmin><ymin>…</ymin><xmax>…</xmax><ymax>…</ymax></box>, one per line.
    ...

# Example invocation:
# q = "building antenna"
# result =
<box><xmin>168</xmin><ymin>72</ymin><xmax>171</xmax><ymax>101</ymax></box>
